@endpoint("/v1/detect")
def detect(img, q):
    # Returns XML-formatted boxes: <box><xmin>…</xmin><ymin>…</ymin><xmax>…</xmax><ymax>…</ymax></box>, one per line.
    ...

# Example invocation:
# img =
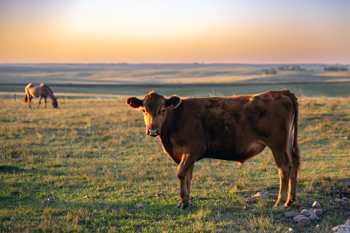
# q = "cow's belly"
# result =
<box><xmin>202</xmin><ymin>142</ymin><xmax>266</xmax><ymax>162</ymax></box>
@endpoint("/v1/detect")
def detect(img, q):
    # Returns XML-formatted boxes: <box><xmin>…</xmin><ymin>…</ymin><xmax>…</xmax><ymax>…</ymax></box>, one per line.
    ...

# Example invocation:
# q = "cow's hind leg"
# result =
<box><xmin>38</xmin><ymin>96</ymin><xmax>42</xmax><ymax>108</ymax></box>
<box><xmin>285</xmin><ymin>148</ymin><xmax>299</xmax><ymax>207</ymax></box>
<box><xmin>28</xmin><ymin>96</ymin><xmax>32</xmax><ymax>108</ymax></box>
<box><xmin>269</xmin><ymin>145</ymin><xmax>292</xmax><ymax>207</ymax></box>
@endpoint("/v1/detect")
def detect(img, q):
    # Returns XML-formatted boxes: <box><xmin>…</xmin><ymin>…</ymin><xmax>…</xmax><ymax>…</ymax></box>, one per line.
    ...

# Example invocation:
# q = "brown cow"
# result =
<box><xmin>127</xmin><ymin>89</ymin><xmax>300</xmax><ymax>209</ymax></box>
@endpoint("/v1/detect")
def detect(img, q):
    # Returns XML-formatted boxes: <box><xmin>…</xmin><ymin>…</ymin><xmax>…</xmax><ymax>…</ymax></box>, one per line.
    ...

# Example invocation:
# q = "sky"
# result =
<box><xmin>0</xmin><ymin>0</ymin><xmax>350</xmax><ymax>64</ymax></box>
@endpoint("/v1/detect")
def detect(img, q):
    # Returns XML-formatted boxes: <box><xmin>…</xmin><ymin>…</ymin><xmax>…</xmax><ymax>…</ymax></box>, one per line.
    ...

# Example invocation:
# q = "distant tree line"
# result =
<box><xmin>278</xmin><ymin>65</ymin><xmax>305</xmax><ymax>71</ymax></box>
<box><xmin>324</xmin><ymin>67</ymin><xmax>348</xmax><ymax>72</ymax></box>
<box><xmin>263</xmin><ymin>68</ymin><xmax>277</xmax><ymax>75</ymax></box>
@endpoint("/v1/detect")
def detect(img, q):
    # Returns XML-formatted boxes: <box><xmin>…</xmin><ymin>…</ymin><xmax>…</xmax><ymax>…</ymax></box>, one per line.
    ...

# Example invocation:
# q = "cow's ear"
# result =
<box><xmin>127</xmin><ymin>97</ymin><xmax>143</xmax><ymax>109</ymax></box>
<box><xmin>165</xmin><ymin>95</ymin><xmax>182</xmax><ymax>109</ymax></box>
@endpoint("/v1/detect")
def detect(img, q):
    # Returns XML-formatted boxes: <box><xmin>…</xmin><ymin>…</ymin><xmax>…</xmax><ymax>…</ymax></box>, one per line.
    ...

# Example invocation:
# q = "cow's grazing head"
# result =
<box><xmin>127</xmin><ymin>91</ymin><xmax>182</xmax><ymax>137</ymax></box>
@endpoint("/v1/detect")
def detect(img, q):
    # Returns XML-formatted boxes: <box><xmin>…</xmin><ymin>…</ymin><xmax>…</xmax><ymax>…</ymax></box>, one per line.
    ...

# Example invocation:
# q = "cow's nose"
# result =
<box><xmin>148</xmin><ymin>128</ymin><xmax>159</xmax><ymax>136</ymax></box>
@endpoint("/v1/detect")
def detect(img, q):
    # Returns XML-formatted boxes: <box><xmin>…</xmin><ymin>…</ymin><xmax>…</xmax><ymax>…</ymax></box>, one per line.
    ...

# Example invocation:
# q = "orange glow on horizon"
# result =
<box><xmin>1</xmin><ymin>0</ymin><xmax>350</xmax><ymax>64</ymax></box>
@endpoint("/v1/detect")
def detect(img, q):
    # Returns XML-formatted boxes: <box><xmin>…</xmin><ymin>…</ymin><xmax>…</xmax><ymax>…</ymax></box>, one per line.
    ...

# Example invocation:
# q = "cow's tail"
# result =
<box><xmin>282</xmin><ymin>89</ymin><xmax>301</xmax><ymax>175</ymax></box>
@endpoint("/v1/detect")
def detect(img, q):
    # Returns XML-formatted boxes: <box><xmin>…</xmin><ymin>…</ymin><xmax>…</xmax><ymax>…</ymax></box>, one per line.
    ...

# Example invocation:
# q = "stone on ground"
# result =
<box><xmin>314</xmin><ymin>209</ymin><xmax>323</xmax><ymax>216</ymax></box>
<box><xmin>252</xmin><ymin>192</ymin><xmax>270</xmax><ymax>199</ymax></box>
<box><xmin>284</xmin><ymin>211</ymin><xmax>299</xmax><ymax>218</ymax></box>
<box><xmin>312</xmin><ymin>201</ymin><xmax>321</xmax><ymax>207</ymax></box>
<box><xmin>136</xmin><ymin>204</ymin><xmax>144</xmax><ymax>209</ymax></box>
<box><xmin>245</xmin><ymin>197</ymin><xmax>256</xmax><ymax>203</ymax></box>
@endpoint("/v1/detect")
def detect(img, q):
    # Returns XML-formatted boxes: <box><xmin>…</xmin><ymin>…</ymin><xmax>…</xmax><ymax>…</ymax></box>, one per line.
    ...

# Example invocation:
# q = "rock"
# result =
<box><xmin>298</xmin><ymin>210</ymin><xmax>319</xmax><ymax>221</ymax></box>
<box><xmin>135</xmin><ymin>204</ymin><xmax>144</xmax><ymax>209</ymax></box>
<box><xmin>314</xmin><ymin>209</ymin><xmax>323</xmax><ymax>216</ymax></box>
<box><xmin>66</xmin><ymin>208</ymin><xmax>70</xmax><ymax>212</ymax></box>
<box><xmin>20</xmin><ymin>187</ymin><xmax>26</xmax><ymax>191</ymax></box>
<box><xmin>312</xmin><ymin>201</ymin><xmax>321</xmax><ymax>208</ymax></box>
<box><xmin>250</xmin><ymin>208</ymin><xmax>255</xmax><ymax>212</ymax></box>
<box><xmin>46</xmin><ymin>193</ymin><xmax>50</xmax><ymax>197</ymax></box>
<box><xmin>243</xmin><ymin>206</ymin><xmax>247</xmax><ymax>210</ymax></box>
<box><xmin>112</xmin><ymin>209</ymin><xmax>119</xmax><ymax>214</ymax></box>
<box><xmin>10</xmin><ymin>190</ymin><xmax>20</xmax><ymax>195</ymax></box>
<box><xmin>93</xmin><ymin>209</ymin><xmax>97</xmax><ymax>213</ymax></box>
<box><xmin>155</xmin><ymin>192</ymin><xmax>164</xmax><ymax>197</ymax></box>
<box><xmin>84</xmin><ymin>150</ymin><xmax>93</xmax><ymax>154</ymax></box>
<box><xmin>99</xmin><ymin>146</ymin><xmax>105</xmax><ymax>149</ymax></box>
<box><xmin>298</xmin><ymin>216</ymin><xmax>311</xmax><ymax>226</ymax></box>
<box><xmin>344</xmin><ymin>136</ymin><xmax>350</xmax><ymax>140</ymax></box>
<box><xmin>300</xmin><ymin>209</ymin><xmax>310</xmax><ymax>216</ymax></box>
<box><xmin>330</xmin><ymin>200</ymin><xmax>335</xmax><ymax>205</ymax></box>
<box><xmin>42</xmin><ymin>198</ymin><xmax>55</xmax><ymax>203</ymax></box>
<box><xmin>285</xmin><ymin>227</ymin><xmax>294</xmax><ymax>232</ymax></box>
<box><xmin>241</xmin><ymin>200</ymin><xmax>246</xmax><ymax>204</ymax></box>
<box><xmin>342</xmin><ymin>197</ymin><xmax>348</xmax><ymax>201</ymax></box>
<box><xmin>10</xmin><ymin>216</ymin><xmax>16</xmax><ymax>221</ymax></box>
<box><xmin>294</xmin><ymin>215</ymin><xmax>304</xmax><ymax>223</ymax></box>
<box><xmin>339</xmin><ymin>225</ymin><xmax>350</xmax><ymax>231</ymax></box>
<box><xmin>346</xmin><ymin>219</ymin><xmax>350</xmax><ymax>225</ymax></box>
<box><xmin>64</xmin><ymin>154</ymin><xmax>70</xmax><ymax>158</ymax></box>
<box><xmin>284</xmin><ymin>211</ymin><xmax>299</xmax><ymax>218</ymax></box>
<box><xmin>252</xmin><ymin>192</ymin><xmax>270</xmax><ymax>199</ymax></box>
<box><xmin>332</xmin><ymin>226</ymin><xmax>340</xmax><ymax>231</ymax></box>
<box><xmin>41</xmin><ymin>149</ymin><xmax>48</xmax><ymax>153</ymax></box>
<box><xmin>0</xmin><ymin>150</ymin><xmax>5</xmax><ymax>153</ymax></box>
<box><xmin>83</xmin><ymin>195</ymin><xmax>90</xmax><ymax>199</ymax></box>
<box><xmin>335</xmin><ymin>198</ymin><xmax>344</xmax><ymax>203</ymax></box>
<box><xmin>16</xmin><ymin>158</ymin><xmax>23</xmax><ymax>162</ymax></box>
<box><xmin>246</xmin><ymin>197</ymin><xmax>256</xmax><ymax>203</ymax></box>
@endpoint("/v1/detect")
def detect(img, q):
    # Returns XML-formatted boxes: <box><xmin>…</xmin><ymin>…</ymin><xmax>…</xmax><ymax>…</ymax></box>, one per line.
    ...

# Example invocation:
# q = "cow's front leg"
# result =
<box><xmin>176</xmin><ymin>154</ymin><xmax>195</xmax><ymax>209</ymax></box>
<box><xmin>175</xmin><ymin>164</ymin><xmax>194</xmax><ymax>209</ymax></box>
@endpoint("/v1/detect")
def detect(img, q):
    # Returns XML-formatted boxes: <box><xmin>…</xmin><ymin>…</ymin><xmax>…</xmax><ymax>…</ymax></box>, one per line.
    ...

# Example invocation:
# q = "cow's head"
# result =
<box><xmin>127</xmin><ymin>91</ymin><xmax>182</xmax><ymax>137</ymax></box>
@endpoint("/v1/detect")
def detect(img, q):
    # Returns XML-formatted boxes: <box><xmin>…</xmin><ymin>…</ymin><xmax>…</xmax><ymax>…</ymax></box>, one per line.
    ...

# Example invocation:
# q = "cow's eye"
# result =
<box><xmin>162</xmin><ymin>109</ymin><xmax>166</xmax><ymax>113</ymax></box>
<box><xmin>142</xmin><ymin>109</ymin><xmax>145</xmax><ymax>113</ymax></box>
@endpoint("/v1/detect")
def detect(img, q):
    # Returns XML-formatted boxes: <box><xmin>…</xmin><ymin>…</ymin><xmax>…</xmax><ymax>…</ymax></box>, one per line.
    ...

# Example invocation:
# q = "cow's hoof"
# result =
<box><xmin>181</xmin><ymin>202</ymin><xmax>190</xmax><ymax>209</ymax></box>
<box><xmin>175</xmin><ymin>201</ymin><xmax>192</xmax><ymax>209</ymax></box>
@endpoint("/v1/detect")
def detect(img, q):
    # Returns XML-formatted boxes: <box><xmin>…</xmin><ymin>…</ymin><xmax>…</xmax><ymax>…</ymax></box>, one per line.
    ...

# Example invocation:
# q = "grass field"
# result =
<box><xmin>2</xmin><ymin>81</ymin><xmax>350</xmax><ymax>100</ymax></box>
<box><xmin>1</xmin><ymin>95</ymin><xmax>350</xmax><ymax>232</ymax></box>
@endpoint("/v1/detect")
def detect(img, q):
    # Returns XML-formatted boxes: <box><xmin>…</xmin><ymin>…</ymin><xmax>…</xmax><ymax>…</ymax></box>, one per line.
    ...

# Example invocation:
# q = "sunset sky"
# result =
<box><xmin>1</xmin><ymin>0</ymin><xmax>349</xmax><ymax>64</ymax></box>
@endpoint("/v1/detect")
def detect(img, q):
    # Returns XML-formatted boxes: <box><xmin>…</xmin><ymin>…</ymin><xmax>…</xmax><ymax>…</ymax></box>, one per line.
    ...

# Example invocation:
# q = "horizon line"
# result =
<box><xmin>1</xmin><ymin>62</ymin><xmax>349</xmax><ymax>66</ymax></box>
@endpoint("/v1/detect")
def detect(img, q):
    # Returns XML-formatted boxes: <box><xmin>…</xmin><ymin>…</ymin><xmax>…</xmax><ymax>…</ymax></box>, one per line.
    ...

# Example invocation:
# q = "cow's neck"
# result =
<box><xmin>159</xmin><ymin>104</ymin><xmax>183</xmax><ymax>164</ymax></box>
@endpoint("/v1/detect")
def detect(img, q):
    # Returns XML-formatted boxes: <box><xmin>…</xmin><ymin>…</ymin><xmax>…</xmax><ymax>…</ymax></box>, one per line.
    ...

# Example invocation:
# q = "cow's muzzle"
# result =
<box><xmin>147</xmin><ymin>128</ymin><xmax>159</xmax><ymax>137</ymax></box>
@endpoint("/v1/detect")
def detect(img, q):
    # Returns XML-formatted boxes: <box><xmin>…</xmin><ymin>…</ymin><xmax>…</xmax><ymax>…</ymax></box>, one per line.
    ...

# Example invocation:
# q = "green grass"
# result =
<box><xmin>2</xmin><ymin>81</ymin><xmax>350</xmax><ymax>99</ymax></box>
<box><xmin>0</xmin><ymin>96</ymin><xmax>350</xmax><ymax>232</ymax></box>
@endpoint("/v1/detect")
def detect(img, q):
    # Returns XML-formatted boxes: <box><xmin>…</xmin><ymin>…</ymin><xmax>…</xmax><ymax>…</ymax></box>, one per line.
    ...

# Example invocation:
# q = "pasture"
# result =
<box><xmin>1</xmin><ymin>95</ymin><xmax>350</xmax><ymax>232</ymax></box>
